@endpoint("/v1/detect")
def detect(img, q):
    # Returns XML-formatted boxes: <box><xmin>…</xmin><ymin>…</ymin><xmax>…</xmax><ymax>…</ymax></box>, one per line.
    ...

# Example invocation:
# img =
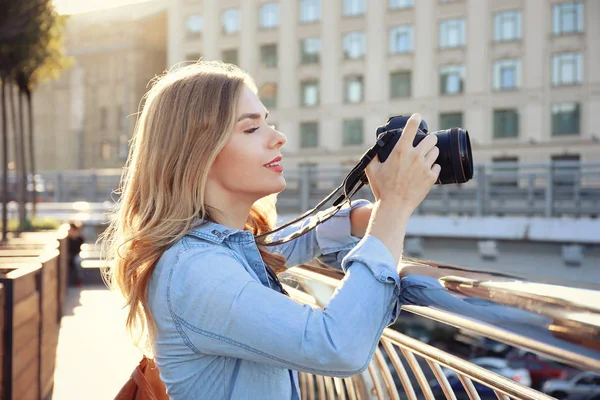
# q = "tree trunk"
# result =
<box><xmin>26</xmin><ymin>89</ymin><xmax>36</xmax><ymax>216</ymax></box>
<box><xmin>1</xmin><ymin>77</ymin><xmax>8</xmax><ymax>242</ymax></box>
<box><xmin>18</xmin><ymin>86</ymin><xmax>27</xmax><ymax>228</ymax></box>
<box><xmin>8</xmin><ymin>81</ymin><xmax>25</xmax><ymax>230</ymax></box>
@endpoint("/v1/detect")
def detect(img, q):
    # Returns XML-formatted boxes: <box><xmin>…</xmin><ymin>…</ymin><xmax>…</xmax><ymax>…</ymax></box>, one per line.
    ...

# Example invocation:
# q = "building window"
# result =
<box><xmin>493</xmin><ymin>10</ymin><xmax>521</xmax><ymax>42</ymax></box>
<box><xmin>553</xmin><ymin>2</ymin><xmax>584</xmax><ymax>35</ymax></box>
<box><xmin>552</xmin><ymin>102</ymin><xmax>580</xmax><ymax>135</ymax></box>
<box><xmin>491</xmin><ymin>156</ymin><xmax>519</xmax><ymax>187</ymax></box>
<box><xmin>552</xmin><ymin>52</ymin><xmax>583</xmax><ymax>86</ymax></box>
<box><xmin>185</xmin><ymin>14</ymin><xmax>203</xmax><ymax>37</ymax></box>
<box><xmin>344</xmin><ymin>76</ymin><xmax>363</xmax><ymax>103</ymax></box>
<box><xmin>300</xmin><ymin>38</ymin><xmax>320</xmax><ymax>64</ymax></box>
<box><xmin>222</xmin><ymin>49</ymin><xmax>238</xmax><ymax>65</ymax></box>
<box><xmin>101</xmin><ymin>141</ymin><xmax>112</xmax><ymax>160</ymax></box>
<box><xmin>493</xmin><ymin>109</ymin><xmax>519</xmax><ymax>138</ymax></box>
<box><xmin>343</xmin><ymin>0</ymin><xmax>365</xmax><ymax>16</ymax></box>
<box><xmin>221</xmin><ymin>9</ymin><xmax>240</xmax><ymax>34</ymax></box>
<box><xmin>260</xmin><ymin>83</ymin><xmax>277</xmax><ymax>108</ymax></box>
<box><xmin>390</xmin><ymin>71</ymin><xmax>411</xmax><ymax>98</ymax></box>
<box><xmin>342</xmin><ymin>32</ymin><xmax>365</xmax><ymax>59</ymax></box>
<box><xmin>439</xmin><ymin>18</ymin><xmax>465</xmax><ymax>48</ymax></box>
<box><xmin>260</xmin><ymin>44</ymin><xmax>278</xmax><ymax>68</ymax></box>
<box><xmin>300</xmin><ymin>122</ymin><xmax>319</xmax><ymax>148</ymax></box>
<box><xmin>439</xmin><ymin>112</ymin><xmax>463</xmax><ymax>130</ymax></box>
<box><xmin>259</xmin><ymin>3</ymin><xmax>279</xmax><ymax>28</ymax></box>
<box><xmin>440</xmin><ymin>65</ymin><xmax>464</xmax><ymax>95</ymax></box>
<box><xmin>300</xmin><ymin>80</ymin><xmax>319</xmax><ymax>106</ymax></box>
<box><xmin>300</xmin><ymin>0</ymin><xmax>321</xmax><ymax>23</ymax></box>
<box><xmin>493</xmin><ymin>59</ymin><xmax>521</xmax><ymax>90</ymax></box>
<box><xmin>389</xmin><ymin>0</ymin><xmax>413</xmax><ymax>9</ymax></box>
<box><xmin>389</xmin><ymin>25</ymin><xmax>413</xmax><ymax>54</ymax></box>
<box><xmin>343</xmin><ymin>119</ymin><xmax>364</xmax><ymax>145</ymax></box>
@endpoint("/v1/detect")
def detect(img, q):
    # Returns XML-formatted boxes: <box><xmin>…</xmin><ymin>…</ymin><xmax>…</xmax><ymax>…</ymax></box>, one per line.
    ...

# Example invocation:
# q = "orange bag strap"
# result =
<box><xmin>131</xmin><ymin>357</ymin><xmax>160</xmax><ymax>400</ymax></box>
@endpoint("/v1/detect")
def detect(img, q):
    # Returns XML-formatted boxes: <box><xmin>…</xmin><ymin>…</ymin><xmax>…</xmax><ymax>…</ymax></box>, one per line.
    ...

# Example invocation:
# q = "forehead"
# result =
<box><xmin>237</xmin><ymin>86</ymin><xmax>264</xmax><ymax>114</ymax></box>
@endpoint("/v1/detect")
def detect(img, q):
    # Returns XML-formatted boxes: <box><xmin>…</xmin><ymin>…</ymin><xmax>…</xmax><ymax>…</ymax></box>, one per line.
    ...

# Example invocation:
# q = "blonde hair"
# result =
<box><xmin>101</xmin><ymin>61</ymin><xmax>286</xmax><ymax>350</ymax></box>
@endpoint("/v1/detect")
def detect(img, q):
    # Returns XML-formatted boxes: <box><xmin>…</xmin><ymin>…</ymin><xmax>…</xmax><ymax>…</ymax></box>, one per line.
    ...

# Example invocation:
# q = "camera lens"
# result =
<box><xmin>431</xmin><ymin>128</ymin><xmax>473</xmax><ymax>184</ymax></box>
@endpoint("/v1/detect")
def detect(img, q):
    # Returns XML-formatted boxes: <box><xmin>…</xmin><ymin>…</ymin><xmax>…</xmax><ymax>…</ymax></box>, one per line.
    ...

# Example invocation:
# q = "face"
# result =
<box><xmin>207</xmin><ymin>86</ymin><xmax>287</xmax><ymax>203</ymax></box>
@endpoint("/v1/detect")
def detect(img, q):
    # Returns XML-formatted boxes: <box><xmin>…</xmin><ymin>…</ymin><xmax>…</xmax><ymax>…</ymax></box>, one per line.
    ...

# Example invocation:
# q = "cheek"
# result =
<box><xmin>213</xmin><ymin>143</ymin><xmax>260</xmax><ymax>187</ymax></box>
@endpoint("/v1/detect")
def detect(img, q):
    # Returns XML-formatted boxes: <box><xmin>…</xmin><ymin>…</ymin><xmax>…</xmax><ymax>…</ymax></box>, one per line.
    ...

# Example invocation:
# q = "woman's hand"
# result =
<box><xmin>363</xmin><ymin>113</ymin><xmax>441</xmax><ymax>264</ymax></box>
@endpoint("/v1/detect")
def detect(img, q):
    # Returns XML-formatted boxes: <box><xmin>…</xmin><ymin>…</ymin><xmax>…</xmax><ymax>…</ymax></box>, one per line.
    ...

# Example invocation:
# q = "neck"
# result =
<box><xmin>205</xmin><ymin>191</ymin><xmax>256</xmax><ymax>231</ymax></box>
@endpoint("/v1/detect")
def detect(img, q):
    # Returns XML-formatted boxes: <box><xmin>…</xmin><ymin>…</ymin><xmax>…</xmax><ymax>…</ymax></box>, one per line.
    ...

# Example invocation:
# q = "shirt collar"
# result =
<box><xmin>187</xmin><ymin>219</ymin><xmax>253</xmax><ymax>244</ymax></box>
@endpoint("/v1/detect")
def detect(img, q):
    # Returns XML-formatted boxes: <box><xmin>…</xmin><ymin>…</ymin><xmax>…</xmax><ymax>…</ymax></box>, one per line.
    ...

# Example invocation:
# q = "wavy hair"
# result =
<box><xmin>101</xmin><ymin>61</ymin><xmax>286</xmax><ymax>350</ymax></box>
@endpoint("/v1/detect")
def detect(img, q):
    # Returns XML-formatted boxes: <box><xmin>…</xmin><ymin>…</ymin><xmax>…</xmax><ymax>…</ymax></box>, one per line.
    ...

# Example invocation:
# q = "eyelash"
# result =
<box><xmin>244</xmin><ymin>125</ymin><xmax>275</xmax><ymax>134</ymax></box>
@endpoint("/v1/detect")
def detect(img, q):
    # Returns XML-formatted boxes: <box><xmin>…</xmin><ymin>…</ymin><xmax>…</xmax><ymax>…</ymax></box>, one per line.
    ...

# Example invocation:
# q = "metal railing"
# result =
<box><xmin>34</xmin><ymin>162</ymin><xmax>600</xmax><ymax>218</ymax></box>
<box><xmin>281</xmin><ymin>260</ymin><xmax>600</xmax><ymax>399</ymax></box>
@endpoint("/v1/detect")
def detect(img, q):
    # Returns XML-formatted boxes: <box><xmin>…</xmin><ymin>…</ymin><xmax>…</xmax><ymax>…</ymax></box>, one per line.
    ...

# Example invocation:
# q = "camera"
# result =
<box><xmin>375</xmin><ymin>115</ymin><xmax>473</xmax><ymax>185</ymax></box>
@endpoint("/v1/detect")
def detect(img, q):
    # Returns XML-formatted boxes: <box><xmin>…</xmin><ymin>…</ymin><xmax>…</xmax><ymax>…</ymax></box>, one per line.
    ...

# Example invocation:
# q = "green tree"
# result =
<box><xmin>0</xmin><ymin>0</ymin><xmax>70</xmax><ymax>240</ymax></box>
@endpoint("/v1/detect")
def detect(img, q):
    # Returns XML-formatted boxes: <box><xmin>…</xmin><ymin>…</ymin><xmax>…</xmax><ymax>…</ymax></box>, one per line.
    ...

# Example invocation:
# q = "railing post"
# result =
<box><xmin>527</xmin><ymin>174</ymin><xmax>535</xmax><ymax>216</ymax></box>
<box><xmin>475</xmin><ymin>165</ymin><xmax>486</xmax><ymax>217</ymax></box>
<box><xmin>545</xmin><ymin>166</ymin><xmax>554</xmax><ymax>218</ymax></box>
<box><xmin>87</xmin><ymin>171</ymin><xmax>98</xmax><ymax>201</ymax></box>
<box><xmin>300</xmin><ymin>166</ymin><xmax>310</xmax><ymax>213</ymax></box>
<box><xmin>54</xmin><ymin>173</ymin><xmax>63</xmax><ymax>202</ymax></box>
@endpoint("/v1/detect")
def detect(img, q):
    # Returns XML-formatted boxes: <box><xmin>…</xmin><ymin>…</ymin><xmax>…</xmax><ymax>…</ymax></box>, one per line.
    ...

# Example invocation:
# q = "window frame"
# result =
<box><xmin>300</xmin><ymin>122</ymin><xmax>319</xmax><ymax>148</ymax></box>
<box><xmin>300</xmin><ymin>0</ymin><xmax>321</xmax><ymax>23</ymax></box>
<box><xmin>439</xmin><ymin>18</ymin><xmax>465</xmax><ymax>48</ymax></box>
<box><xmin>259</xmin><ymin>2</ymin><xmax>280</xmax><ymax>29</ymax></box>
<box><xmin>389</xmin><ymin>25</ymin><xmax>414</xmax><ymax>54</ymax></box>
<box><xmin>493</xmin><ymin>9</ymin><xmax>522</xmax><ymax>42</ymax></box>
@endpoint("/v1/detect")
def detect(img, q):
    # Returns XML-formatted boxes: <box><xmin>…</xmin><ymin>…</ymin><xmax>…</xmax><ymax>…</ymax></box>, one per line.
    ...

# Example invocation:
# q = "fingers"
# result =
<box><xmin>424</xmin><ymin>146</ymin><xmax>440</xmax><ymax>167</ymax></box>
<box><xmin>417</xmin><ymin>134</ymin><xmax>438</xmax><ymax>157</ymax></box>
<box><xmin>396</xmin><ymin>113</ymin><xmax>422</xmax><ymax>150</ymax></box>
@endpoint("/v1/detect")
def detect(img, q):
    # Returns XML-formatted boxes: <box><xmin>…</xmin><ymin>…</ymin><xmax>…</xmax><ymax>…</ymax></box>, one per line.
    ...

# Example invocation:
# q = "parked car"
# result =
<box><xmin>542</xmin><ymin>372</ymin><xmax>600</xmax><ymax>399</ymax></box>
<box><xmin>508</xmin><ymin>356</ymin><xmax>570</xmax><ymax>389</ymax></box>
<box><xmin>565</xmin><ymin>392</ymin><xmax>600</xmax><ymax>400</ymax></box>
<box><xmin>431</xmin><ymin>357</ymin><xmax>532</xmax><ymax>398</ymax></box>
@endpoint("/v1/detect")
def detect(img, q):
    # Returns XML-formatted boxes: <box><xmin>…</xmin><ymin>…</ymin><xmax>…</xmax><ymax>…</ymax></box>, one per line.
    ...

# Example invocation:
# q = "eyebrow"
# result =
<box><xmin>237</xmin><ymin>110</ymin><xmax>269</xmax><ymax>123</ymax></box>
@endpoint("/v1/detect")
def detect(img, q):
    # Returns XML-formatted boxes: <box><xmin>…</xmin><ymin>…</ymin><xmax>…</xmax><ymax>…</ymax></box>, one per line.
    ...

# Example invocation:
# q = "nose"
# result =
<box><xmin>269</xmin><ymin>126</ymin><xmax>286</xmax><ymax>149</ymax></box>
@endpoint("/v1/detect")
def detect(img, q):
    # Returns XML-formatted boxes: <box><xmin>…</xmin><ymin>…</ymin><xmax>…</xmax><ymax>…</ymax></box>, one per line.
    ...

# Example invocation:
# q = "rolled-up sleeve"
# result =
<box><xmin>168</xmin><ymin>235</ymin><xmax>401</xmax><ymax>378</ymax></box>
<box><xmin>268</xmin><ymin>199</ymin><xmax>372</xmax><ymax>269</ymax></box>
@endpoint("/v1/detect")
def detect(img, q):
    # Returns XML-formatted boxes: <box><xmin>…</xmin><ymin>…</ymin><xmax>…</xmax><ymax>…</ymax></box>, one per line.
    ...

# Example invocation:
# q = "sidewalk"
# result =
<box><xmin>52</xmin><ymin>284</ymin><xmax>141</xmax><ymax>400</ymax></box>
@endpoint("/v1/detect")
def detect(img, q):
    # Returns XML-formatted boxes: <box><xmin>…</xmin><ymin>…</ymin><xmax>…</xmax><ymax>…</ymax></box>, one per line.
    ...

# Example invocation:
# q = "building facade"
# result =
<box><xmin>168</xmin><ymin>0</ymin><xmax>599</xmax><ymax>169</ymax></box>
<box><xmin>32</xmin><ymin>1</ymin><xmax>167</xmax><ymax>171</ymax></box>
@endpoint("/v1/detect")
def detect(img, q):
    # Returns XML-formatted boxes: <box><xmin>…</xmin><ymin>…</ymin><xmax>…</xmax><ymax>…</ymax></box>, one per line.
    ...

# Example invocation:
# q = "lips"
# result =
<box><xmin>264</xmin><ymin>156</ymin><xmax>282</xmax><ymax>167</ymax></box>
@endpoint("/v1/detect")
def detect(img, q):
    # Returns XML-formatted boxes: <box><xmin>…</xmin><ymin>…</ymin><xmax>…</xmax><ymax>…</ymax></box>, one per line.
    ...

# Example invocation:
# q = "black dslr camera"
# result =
<box><xmin>375</xmin><ymin>115</ymin><xmax>473</xmax><ymax>185</ymax></box>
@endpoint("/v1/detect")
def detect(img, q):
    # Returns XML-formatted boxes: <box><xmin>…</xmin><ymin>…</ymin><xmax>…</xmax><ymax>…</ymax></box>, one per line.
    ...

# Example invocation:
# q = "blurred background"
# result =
<box><xmin>0</xmin><ymin>0</ymin><xmax>599</xmax><ymax>399</ymax></box>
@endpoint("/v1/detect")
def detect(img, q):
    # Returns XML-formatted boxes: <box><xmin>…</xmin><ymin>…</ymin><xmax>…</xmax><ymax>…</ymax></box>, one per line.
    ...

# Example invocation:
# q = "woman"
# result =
<box><xmin>103</xmin><ymin>61</ymin><xmax>440</xmax><ymax>399</ymax></box>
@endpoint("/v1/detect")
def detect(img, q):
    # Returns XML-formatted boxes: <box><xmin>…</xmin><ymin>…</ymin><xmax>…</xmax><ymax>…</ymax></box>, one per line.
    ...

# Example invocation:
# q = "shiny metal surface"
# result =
<box><xmin>282</xmin><ymin>258</ymin><xmax>600</xmax><ymax>399</ymax></box>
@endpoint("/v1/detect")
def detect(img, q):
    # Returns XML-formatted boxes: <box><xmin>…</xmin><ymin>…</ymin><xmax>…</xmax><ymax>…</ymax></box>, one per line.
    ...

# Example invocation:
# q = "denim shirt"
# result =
<box><xmin>147</xmin><ymin>199</ymin><xmax>403</xmax><ymax>399</ymax></box>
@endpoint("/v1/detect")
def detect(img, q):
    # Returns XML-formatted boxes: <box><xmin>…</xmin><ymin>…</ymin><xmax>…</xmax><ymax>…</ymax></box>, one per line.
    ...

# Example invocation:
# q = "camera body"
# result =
<box><xmin>375</xmin><ymin>115</ymin><xmax>474</xmax><ymax>185</ymax></box>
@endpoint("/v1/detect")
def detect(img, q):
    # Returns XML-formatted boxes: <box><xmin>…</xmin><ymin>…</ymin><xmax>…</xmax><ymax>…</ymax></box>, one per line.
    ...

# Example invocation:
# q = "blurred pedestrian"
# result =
<box><xmin>67</xmin><ymin>221</ymin><xmax>85</xmax><ymax>287</ymax></box>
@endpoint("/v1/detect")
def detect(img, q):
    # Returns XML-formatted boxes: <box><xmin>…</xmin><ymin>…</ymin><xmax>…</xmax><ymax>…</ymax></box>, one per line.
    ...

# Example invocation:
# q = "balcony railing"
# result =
<box><xmin>33</xmin><ymin>162</ymin><xmax>600</xmax><ymax>218</ymax></box>
<box><xmin>280</xmin><ymin>260</ymin><xmax>600</xmax><ymax>399</ymax></box>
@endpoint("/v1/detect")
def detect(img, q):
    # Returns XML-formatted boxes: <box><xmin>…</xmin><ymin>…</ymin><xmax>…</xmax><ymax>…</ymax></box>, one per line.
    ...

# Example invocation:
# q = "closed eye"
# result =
<box><xmin>244</xmin><ymin>127</ymin><xmax>259</xmax><ymax>134</ymax></box>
